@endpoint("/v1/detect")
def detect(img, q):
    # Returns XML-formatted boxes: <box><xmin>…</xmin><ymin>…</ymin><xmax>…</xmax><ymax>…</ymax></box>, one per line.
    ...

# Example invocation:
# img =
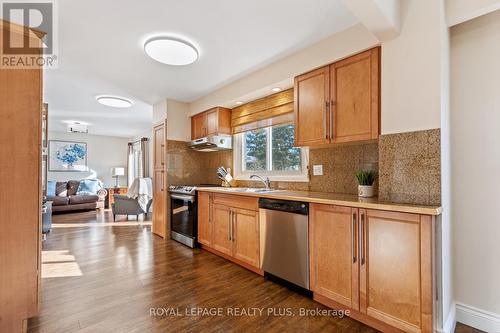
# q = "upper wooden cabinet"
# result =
<box><xmin>294</xmin><ymin>47</ymin><xmax>380</xmax><ymax>147</ymax></box>
<box><xmin>191</xmin><ymin>107</ymin><xmax>231</xmax><ymax>140</ymax></box>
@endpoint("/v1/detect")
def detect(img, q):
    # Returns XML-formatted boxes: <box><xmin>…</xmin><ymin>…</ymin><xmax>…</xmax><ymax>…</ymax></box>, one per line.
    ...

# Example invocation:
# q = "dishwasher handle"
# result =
<box><xmin>258</xmin><ymin>198</ymin><xmax>308</xmax><ymax>215</ymax></box>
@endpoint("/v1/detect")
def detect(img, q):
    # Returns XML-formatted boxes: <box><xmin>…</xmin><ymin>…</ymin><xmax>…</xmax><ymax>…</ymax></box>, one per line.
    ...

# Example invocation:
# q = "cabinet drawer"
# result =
<box><xmin>213</xmin><ymin>194</ymin><xmax>258</xmax><ymax>211</ymax></box>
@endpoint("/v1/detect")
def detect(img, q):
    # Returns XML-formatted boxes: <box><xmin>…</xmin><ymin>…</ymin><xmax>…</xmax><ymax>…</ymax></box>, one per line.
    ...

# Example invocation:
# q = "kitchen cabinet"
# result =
<box><xmin>152</xmin><ymin>121</ymin><xmax>167</xmax><ymax>238</ymax></box>
<box><xmin>310</xmin><ymin>203</ymin><xmax>434</xmax><ymax>333</ymax></box>
<box><xmin>294</xmin><ymin>67</ymin><xmax>330</xmax><ymax>146</ymax></box>
<box><xmin>212</xmin><ymin>203</ymin><xmax>233</xmax><ymax>256</ymax></box>
<box><xmin>310</xmin><ymin>204</ymin><xmax>359</xmax><ymax>310</ymax></box>
<box><xmin>198</xmin><ymin>193</ymin><xmax>261</xmax><ymax>272</ymax></box>
<box><xmin>197</xmin><ymin>191</ymin><xmax>212</xmax><ymax>246</ymax></box>
<box><xmin>232</xmin><ymin>207</ymin><xmax>259</xmax><ymax>267</ymax></box>
<box><xmin>0</xmin><ymin>21</ymin><xmax>43</xmax><ymax>332</ymax></box>
<box><xmin>294</xmin><ymin>47</ymin><xmax>380</xmax><ymax>147</ymax></box>
<box><xmin>360</xmin><ymin>209</ymin><xmax>433</xmax><ymax>333</ymax></box>
<box><xmin>191</xmin><ymin>107</ymin><xmax>231</xmax><ymax>140</ymax></box>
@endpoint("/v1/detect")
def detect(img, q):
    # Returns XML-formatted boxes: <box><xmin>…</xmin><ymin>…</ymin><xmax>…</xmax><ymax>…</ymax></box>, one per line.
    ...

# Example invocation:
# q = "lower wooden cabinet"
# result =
<box><xmin>310</xmin><ymin>204</ymin><xmax>359</xmax><ymax>310</ymax></box>
<box><xmin>232</xmin><ymin>207</ymin><xmax>259</xmax><ymax>267</ymax></box>
<box><xmin>212</xmin><ymin>203</ymin><xmax>233</xmax><ymax>256</ymax></box>
<box><xmin>310</xmin><ymin>204</ymin><xmax>434</xmax><ymax>333</ymax></box>
<box><xmin>198</xmin><ymin>193</ymin><xmax>260</xmax><ymax>271</ymax></box>
<box><xmin>197</xmin><ymin>192</ymin><xmax>212</xmax><ymax>246</ymax></box>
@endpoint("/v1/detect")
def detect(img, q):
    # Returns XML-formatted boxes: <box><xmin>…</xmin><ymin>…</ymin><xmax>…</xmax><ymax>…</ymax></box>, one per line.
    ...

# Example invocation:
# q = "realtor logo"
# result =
<box><xmin>1</xmin><ymin>0</ymin><xmax>58</xmax><ymax>68</ymax></box>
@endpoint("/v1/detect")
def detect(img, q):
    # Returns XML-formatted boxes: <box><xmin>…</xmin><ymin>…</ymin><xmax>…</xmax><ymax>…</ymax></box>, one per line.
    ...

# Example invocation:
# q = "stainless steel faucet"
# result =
<box><xmin>250</xmin><ymin>175</ymin><xmax>271</xmax><ymax>190</ymax></box>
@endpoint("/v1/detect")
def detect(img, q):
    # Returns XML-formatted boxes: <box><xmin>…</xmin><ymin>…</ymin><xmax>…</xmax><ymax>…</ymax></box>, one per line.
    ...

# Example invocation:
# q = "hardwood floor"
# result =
<box><xmin>28</xmin><ymin>210</ymin><xmax>482</xmax><ymax>333</ymax></box>
<box><xmin>28</xmin><ymin>209</ymin><xmax>375</xmax><ymax>333</ymax></box>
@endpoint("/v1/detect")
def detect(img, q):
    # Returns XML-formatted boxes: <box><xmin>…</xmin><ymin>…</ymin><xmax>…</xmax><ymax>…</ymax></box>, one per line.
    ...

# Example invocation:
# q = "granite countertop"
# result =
<box><xmin>196</xmin><ymin>187</ymin><xmax>442</xmax><ymax>216</ymax></box>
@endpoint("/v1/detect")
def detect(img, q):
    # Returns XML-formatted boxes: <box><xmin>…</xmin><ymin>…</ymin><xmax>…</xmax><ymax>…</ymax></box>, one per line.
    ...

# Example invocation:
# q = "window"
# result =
<box><xmin>234</xmin><ymin>123</ymin><xmax>308</xmax><ymax>181</ymax></box>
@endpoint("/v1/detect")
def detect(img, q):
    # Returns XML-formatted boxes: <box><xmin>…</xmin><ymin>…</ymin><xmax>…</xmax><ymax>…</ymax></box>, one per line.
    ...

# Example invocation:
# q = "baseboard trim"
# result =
<box><xmin>439</xmin><ymin>303</ymin><xmax>456</xmax><ymax>333</ymax></box>
<box><xmin>456</xmin><ymin>302</ymin><xmax>500</xmax><ymax>333</ymax></box>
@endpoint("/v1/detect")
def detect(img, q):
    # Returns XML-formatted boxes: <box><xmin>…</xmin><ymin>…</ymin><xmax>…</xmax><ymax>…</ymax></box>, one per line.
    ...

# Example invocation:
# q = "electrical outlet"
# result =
<box><xmin>313</xmin><ymin>165</ymin><xmax>323</xmax><ymax>176</ymax></box>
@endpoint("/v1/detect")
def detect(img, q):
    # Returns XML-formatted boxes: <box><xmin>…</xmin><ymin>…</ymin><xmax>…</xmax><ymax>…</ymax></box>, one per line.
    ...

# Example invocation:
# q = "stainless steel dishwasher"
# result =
<box><xmin>259</xmin><ymin>198</ymin><xmax>309</xmax><ymax>290</ymax></box>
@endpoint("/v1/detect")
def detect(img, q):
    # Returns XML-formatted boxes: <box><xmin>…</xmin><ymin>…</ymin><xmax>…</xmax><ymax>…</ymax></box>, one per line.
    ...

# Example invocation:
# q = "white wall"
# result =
<box><xmin>450</xmin><ymin>10</ymin><xmax>500</xmax><ymax>331</ymax></box>
<box><xmin>48</xmin><ymin>131</ymin><xmax>129</xmax><ymax>187</ymax></box>
<box><xmin>166</xmin><ymin>100</ymin><xmax>191</xmax><ymax>141</ymax></box>
<box><xmin>189</xmin><ymin>23</ymin><xmax>379</xmax><ymax>115</ymax></box>
<box><xmin>152</xmin><ymin>99</ymin><xmax>167</xmax><ymax>125</ymax></box>
<box><xmin>381</xmin><ymin>0</ymin><xmax>444</xmax><ymax>134</ymax></box>
<box><xmin>446</xmin><ymin>0</ymin><xmax>500</xmax><ymax>26</ymax></box>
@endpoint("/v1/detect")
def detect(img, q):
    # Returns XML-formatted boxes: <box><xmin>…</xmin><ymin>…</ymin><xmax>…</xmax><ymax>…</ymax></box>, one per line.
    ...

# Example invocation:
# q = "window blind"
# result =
<box><xmin>231</xmin><ymin>88</ymin><xmax>294</xmax><ymax>134</ymax></box>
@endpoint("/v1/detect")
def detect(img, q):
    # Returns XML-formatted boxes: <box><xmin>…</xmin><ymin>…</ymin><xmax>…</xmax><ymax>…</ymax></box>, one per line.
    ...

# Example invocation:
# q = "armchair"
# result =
<box><xmin>111</xmin><ymin>195</ymin><xmax>152</xmax><ymax>221</ymax></box>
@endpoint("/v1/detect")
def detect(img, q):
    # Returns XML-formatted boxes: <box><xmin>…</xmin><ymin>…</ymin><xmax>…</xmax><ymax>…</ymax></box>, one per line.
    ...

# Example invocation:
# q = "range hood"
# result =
<box><xmin>187</xmin><ymin>134</ymin><xmax>232</xmax><ymax>152</ymax></box>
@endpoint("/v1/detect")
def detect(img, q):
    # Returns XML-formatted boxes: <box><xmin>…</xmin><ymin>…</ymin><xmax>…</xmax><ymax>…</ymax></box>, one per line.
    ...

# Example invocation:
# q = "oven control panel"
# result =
<box><xmin>168</xmin><ymin>185</ymin><xmax>196</xmax><ymax>195</ymax></box>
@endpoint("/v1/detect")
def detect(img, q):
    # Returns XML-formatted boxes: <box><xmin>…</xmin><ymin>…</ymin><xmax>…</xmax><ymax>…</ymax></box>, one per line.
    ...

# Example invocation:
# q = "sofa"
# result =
<box><xmin>46</xmin><ymin>180</ymin><xmax>107</xmax><ymax>213</ymax></box>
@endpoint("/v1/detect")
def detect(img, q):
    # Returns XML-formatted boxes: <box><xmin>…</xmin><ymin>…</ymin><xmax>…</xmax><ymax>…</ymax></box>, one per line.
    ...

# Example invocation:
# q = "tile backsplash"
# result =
<box><xmin>378</xmin><ymin>129</ymin><xmax>441</xmax><ymax>206</ymax></box>
<box><xmin>166</xmin><ymin>128</ymin><xmax>441</xmax><ymax>206</ymax></box>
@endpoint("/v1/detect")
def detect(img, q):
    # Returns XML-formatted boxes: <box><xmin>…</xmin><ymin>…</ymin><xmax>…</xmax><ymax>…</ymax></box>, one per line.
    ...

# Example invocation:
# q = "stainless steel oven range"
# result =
<box><xmin>169</xmin><ymin>185</ymin><xmax>198</xmax><ymax>248</ymax></box>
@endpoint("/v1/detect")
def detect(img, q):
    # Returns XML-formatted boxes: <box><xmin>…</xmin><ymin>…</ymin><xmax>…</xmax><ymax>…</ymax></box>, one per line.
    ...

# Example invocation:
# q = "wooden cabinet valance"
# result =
<box><xmin>231</xmin><ymin>88</ymin><xmax>294</xmax><ymax>133</ymax></box>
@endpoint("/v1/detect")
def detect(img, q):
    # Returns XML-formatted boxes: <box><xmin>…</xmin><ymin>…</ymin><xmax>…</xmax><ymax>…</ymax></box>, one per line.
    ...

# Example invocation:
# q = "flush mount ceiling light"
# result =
<box><xmin>96</xmin><ymin>95</ymin><xmax>133</xmax><ymax>108</ymax></box>
<box><xmin>235</xmin><ymin>101</ymin><xmax>243</xmax><ymax>105</ymax></box>
<box><xmin>144</xmin><ymin>37</ymin><xmax>199</xmax><ymax>66</ymax></box>
<box><xmin>271</xmin><ymin>87</ymin><xmax>282</xmax><ymax>92</ymax></box>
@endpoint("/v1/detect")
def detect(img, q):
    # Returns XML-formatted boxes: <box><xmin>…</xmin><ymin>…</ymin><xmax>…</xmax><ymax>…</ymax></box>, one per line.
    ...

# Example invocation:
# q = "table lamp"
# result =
<box><xmin>111</xmin><ymin>167</ymin><xmax>125</xmax><ymax>187</ymax></box>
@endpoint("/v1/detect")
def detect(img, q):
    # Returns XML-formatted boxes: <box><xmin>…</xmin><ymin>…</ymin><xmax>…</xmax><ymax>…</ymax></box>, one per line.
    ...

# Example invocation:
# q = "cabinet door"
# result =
<box><xmin>359</xmin><ymin>209</ymin><xmax>433</xmax><ymax>333</ymax></box>
<box><xmin>191</xmin><ymin>113</ymin><xmax>207</xmax><ymax>139</ymax></box>
<box><xmin>197</xmin><ymin>192</ymin><xmax>212</xmax><ymax>246</ymax></box>
<box><xmin>330</xmin><ymin>47</ymin><xmax>379</xmax><ymax>143</ymax></box>
<box><xmin>152</xmin><ymin>169</ymin><xmax>166</xmax><ymax>238</ymax></box>
<box><xmin>232</xmin><ymin>208</ymin><xmax>259</xmax><ymax>268</ymax></box>
<box><xmin>294</xmin><ymin>66</ymin><xmax>330</xmax><ymax>146</ymax></box>
<box><xmin>212</xmin><ymin>204</ymin><xmax>233</xmax><ymax>256</ymax></box>
<box><xmin>206</xmin><ymin>109</ymin><xmax>218</xmax><ymax>136</ymax></box>
<box><xmin>310</xmin><ymin>204</ymin><xmax>359</xmax><ymax>310</ymax></box>
<box><xmin>153</xmin><ymin>123</ymin><xmax>165</xmax><ymax>169</ymax></box>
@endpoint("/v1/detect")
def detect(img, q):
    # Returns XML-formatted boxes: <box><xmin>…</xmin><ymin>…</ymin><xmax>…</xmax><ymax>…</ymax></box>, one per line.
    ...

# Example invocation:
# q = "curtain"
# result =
<box><xmin>127</xmin><ymin>138</ymin><xmax>149</xmax><ymax>187</ymax></box>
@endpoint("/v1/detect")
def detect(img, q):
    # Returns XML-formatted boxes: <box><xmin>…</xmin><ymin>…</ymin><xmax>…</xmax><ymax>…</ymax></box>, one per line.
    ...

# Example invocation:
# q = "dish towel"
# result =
<box><xmin>127</xmin><ymin>177</ymin><xmax>153</xmax><ymax>213</ymax></box>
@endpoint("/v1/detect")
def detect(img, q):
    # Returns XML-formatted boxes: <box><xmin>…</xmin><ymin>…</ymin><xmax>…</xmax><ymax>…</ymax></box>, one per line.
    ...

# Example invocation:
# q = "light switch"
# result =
<box><xmin>313</xmin><ymin>165</ymin><xmax>323</xmax><ymax>176</ymax></box>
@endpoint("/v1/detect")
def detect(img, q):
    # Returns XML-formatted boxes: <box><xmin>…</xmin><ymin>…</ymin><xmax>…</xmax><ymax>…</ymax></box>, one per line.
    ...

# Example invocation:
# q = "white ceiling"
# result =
<box><xmin>45</xmin><ymin>0</ymin><xmax>357</xmax><ymax>137</ymax></box>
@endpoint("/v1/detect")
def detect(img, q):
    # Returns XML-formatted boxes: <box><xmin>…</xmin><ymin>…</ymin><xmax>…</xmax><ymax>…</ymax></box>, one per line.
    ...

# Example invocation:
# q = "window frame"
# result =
<box><xmin>233</xmin><ymin>124</ymin><xmax>309</xmax><ymax>182</ymax></box>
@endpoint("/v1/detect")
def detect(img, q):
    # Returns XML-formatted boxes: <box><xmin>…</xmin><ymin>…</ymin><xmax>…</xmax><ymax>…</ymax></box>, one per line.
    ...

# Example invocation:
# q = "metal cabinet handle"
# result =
<box><xmin>228</xmin><ymin>211</ymin><xmax>232</xmax><ymax>241</ymax></box>
<box><xmin>160</xmin><ymin>171</ymin><xmax>164</xmax><ymax>191</ymax></box>
<box><xmin>360</xmin><ymin>213</ymin><xmax>365</xmax><ymax>265</ymax></box>
<box><xmin>324</xmin><ymin>101</ymin><xmax>329</xmax><ymax>140</ymax></box>
<box><xmin>232</xmin><ymin>212</ymin><xmax>236</xmax><ymax>241</ymax></box>
<box><xmin>160</xmin><ymin>144</ymin><xmax>165</xmax><ymax>165</ymax></box>
<box><xmin>352</xmin><ymin>212</ymin><xmax>357</xmax><ymax>263</ymax></box>
<box><xmin>330</xmin><ymin>101</ymin><xmax>334</xmax><ymax>140</ymax></box>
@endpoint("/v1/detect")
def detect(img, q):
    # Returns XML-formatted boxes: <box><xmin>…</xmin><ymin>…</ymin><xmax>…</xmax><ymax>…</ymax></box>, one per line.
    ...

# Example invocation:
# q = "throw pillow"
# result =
<box><xmin>47</xmin><ymin>181</ymin><xmax>56</xmax><ymax>196</ymax></box>
<box><xmin>77</xmin><ymin>179</ymin><xmax>102</xmax><ymax>196</ymax></box>
<box><xmin>56</xmin><ymin>182</ymin><xmax>68</xmax><ymax>197</ymax></box>
<box><xmin>67</xmin><ymin>180</ymin><xmax>80</xmax><ymax>196</ymax></box>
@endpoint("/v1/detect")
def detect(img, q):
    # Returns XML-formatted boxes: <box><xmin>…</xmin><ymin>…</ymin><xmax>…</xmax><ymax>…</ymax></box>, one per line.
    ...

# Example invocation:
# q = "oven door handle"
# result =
<box><xmin>170</xmin><ymin>194</ymin><xmax>195</xmax><ymax>202</ymax></box>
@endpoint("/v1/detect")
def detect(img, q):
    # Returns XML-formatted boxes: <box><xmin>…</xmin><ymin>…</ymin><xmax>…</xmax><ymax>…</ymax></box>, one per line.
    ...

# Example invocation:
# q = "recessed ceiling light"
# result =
<box><xmin>96</xmin><ymin>95</ymin><xmax>133</xmax><ymax>108</ymax></box>
<box><xmin>144</xmin><ymin>37</ymin><xmax>199</xmax><ymax>66</ymax></box>
<box><xmin>271</xmin><ymin>87</ymin><xmax>282</xmax><ymax>92</ymax></box>
<box><xmin>235</xmin><ymin>101</ymin><xmax>243</xmax><ymax>105</ymax></box>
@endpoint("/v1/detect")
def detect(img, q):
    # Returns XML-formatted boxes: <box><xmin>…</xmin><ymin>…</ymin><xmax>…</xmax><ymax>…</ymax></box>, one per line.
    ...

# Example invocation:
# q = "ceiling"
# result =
<box><xmin>45</xmin><ymin>0</ymin><xmax>357</xmax><ymax>137</ymax></box>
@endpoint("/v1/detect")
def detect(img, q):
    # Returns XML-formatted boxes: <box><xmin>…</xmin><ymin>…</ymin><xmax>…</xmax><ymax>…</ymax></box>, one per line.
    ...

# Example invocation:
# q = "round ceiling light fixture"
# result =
<box><xmin>144</xmin><ymin>36</ymin><xmax>199</xmax><ymax>66</ymax></box>
<box><xmin>96</xmin><ymin>95</ymin><xmax>133</xmax><ymax>108</ymax></box>
<box><xmin>271</xmin><ymin>87</ymin><xmax>282</xmax><ymax>92</ymax></box>
<box><xmin>235</xmin><ymin>101</ymin><xmax>243</xmax><ymax>105</ymax></box>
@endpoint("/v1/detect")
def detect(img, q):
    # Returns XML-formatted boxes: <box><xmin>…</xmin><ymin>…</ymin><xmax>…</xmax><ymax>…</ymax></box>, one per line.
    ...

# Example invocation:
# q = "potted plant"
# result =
<box><xmin>356</xmin><ymin>170</ymin><xmax>376</xmax><ymax>198</ymax></box>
